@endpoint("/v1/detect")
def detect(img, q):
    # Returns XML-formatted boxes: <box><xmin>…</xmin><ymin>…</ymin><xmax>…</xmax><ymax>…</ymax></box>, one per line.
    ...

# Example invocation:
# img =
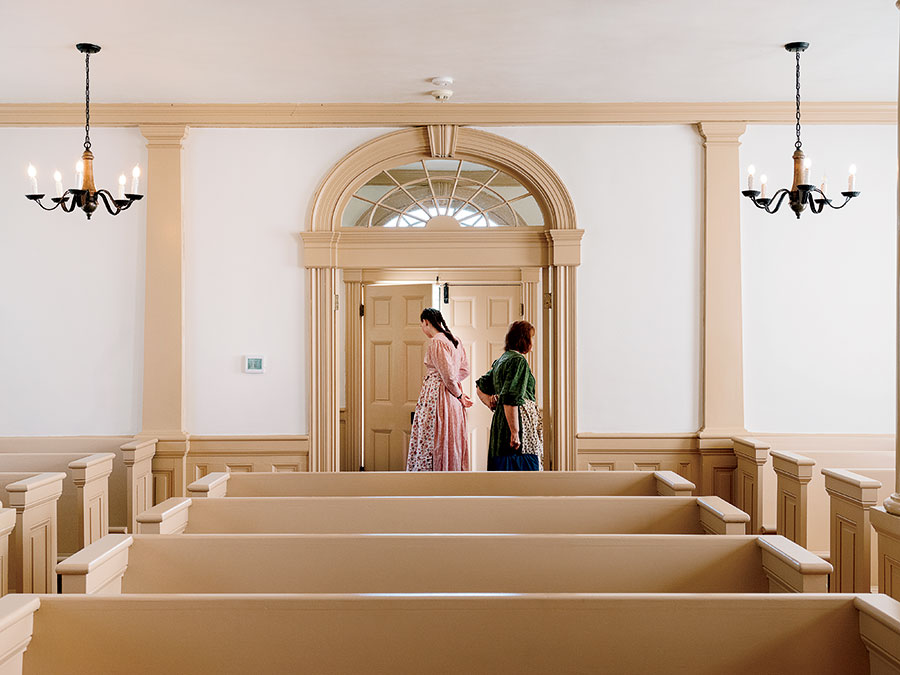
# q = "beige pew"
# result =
<box><xmin>824</xmin><ymin>468</ymin><xmax>893</xmax><ymax>593</ymax></box>
<box><xmin>58</xmin><ymin>532</ymin><xmax>830</xmax><ymax>595</ymax></box>
<box><xmin>187</xmin><ymin>469</ymin><xmax>696</xmax><ymax>498</ymax></box>
<box><xmin>1</xmin><ymin>593</ymin><xmax>899</xmax><ymax>673</ymax></box>
<box><xmin>137</xmin><ymin>495</ymin><xmax>749</xmax><ymax>535</ymax></box>
<box><xmin>766</xmin><ymin>446</ymin><xmax>894</xmax><ymax>552</ymax></box>
<box><xmin>0</xmin><ymin>453</ymin><xmax>117</xmax><ymax>554</ymax></box>
<box><xmin>0</xmin><ymin>473</ymin><xmax>65</xmax><ymax>593</ymax></box>
<box><xmin>119</xmin><ymin>439</ymin><xmax>156</xmax><ymax>535</ymax></box>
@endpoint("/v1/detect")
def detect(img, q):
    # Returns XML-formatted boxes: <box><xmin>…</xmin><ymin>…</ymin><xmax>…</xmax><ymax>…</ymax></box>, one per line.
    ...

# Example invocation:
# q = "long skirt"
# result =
<box><xmin>406</xmin><ymin>372</ymin><xmax>469</xmax><ymax>472</ymax></box>
<box><xmin>487</xmin><ymin>399</ymin><xmax>543</xmax><ymax>471</ymax></box>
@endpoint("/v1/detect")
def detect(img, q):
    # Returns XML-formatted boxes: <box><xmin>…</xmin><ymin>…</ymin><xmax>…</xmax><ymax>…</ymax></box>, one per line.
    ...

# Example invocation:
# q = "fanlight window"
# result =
<box><xmin>341</xmin><ymin>159</ymin><xmax>544</xmax><ymax>228</ymax></box>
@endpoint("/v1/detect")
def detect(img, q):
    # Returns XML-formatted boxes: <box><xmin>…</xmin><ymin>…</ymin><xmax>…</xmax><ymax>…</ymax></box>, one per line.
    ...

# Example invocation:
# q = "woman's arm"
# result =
<box><xmin>504</xmin><ymin>404</ymin><xmax>520</xmax><ymax>450</ymax></box>
<box><xmin>476</xmin><ymin>386</ymin><xmax>497</xmax><ymax>410</ymax></box>
<box><xmin>429</xmin><ymin>339</ymin><xmax>462</xmax><ymax>398</ymax></box>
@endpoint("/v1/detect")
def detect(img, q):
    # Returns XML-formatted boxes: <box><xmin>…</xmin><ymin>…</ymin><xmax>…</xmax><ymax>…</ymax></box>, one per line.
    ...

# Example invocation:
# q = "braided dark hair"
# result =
<box><xmin>420</xmin><ymin>307</ymin><xmax>459</xmax><ymax>348</ymax></box>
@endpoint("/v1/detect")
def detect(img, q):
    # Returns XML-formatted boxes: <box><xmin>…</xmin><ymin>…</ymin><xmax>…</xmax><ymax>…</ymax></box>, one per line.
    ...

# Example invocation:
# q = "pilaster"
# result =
<box><xmin>697</xmin><ymin>122</ymin><xmax>748</xmax><ymax>444</ymax></box>
<box><xmin>343</xmin><ymin>270</ymin><xmax>364</xmax><ymax>471</ymax></box>
<box><xmin>138</xmin><ymin>124</ymin><xmax>189</xmax><ymax>454</ymax></box>
<box><xmin>309</xmin><ymin>267</ymin><xmax>340</xmax><ymax>472</ymax></box>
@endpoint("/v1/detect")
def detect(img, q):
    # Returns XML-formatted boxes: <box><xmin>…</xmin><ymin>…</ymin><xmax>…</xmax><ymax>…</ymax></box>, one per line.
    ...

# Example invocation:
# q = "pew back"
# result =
<box><xmin>138</xmin><ymin>495</ymin><xmax>749</xmax><ymax>536</ymax></box>
<box><xmin>188</xmin><ymin>470</ymin><xmax>695</xmax><ymax>498</ymax></box>
<box><xmin>58</xmin><ymin>532</ymin><xmax>830</xmax><ymax>595</ymax></box>
<box><xmin>8</xmin><ymin>594</ymin><xmax>887</xmax><ymax>674</ymax></box>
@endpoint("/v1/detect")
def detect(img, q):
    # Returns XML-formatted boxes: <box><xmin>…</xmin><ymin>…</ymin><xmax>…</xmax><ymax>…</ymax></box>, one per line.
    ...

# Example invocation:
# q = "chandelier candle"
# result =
<box><xmin>26</xmin><ymin>165</ymin><xmax>37</xmax><ymax>195</ymax></box>
<box><xmin>741</xmin><ymin>42</ymin><xmax>860</xmax><ymax>218</ymax></box>
<box><xmin>747</xmin><ymin>165</ymin><xmax>756</xmax><ymax>191</ymax></box>
<box><xmin>25</xmin><ymin>43</ymin><xmax>144</xmax><ymax>219</ymax></box>
<box><xmin>131</xmin><ymin>166</ymin><xmax>141</xmax><ymax>194</ymax></box>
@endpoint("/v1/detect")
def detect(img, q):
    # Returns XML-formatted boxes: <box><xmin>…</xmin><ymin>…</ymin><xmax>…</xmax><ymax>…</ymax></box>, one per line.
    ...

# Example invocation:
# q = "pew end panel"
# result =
<box><xmin>824</xmin><ymin>468</ymin><xmax>884</xmax><ymax>593</ymax></box>
<box><xmin>732</xmin><ymin>436</ymin><xmax>770</xmax><ymax>535</ymax></box>
<box><xmin>120</xmin><ymin>439</ymin><xmax>157</xmax><ymax>535</ymax></box>
<box><xmin>4</xmin><ymin>473</ymin><xmax>65</xmax><ymax>594</ymax></box>
<box><xmin>697</xmin><ymin>496</ymin><xmax>750</xmax><ymax>535</ymax></box>
<box><xmin>771</xmin><ymin>450</ymin><xmax>815</xmax><ymax>548</ymax></box>
<box><xmin>67</xmin><ymin>453</ymin><xmax>115</xmax><ymax>550</ymax></box>
<box><xmin>57</xmin><ymin>535</ymin><xmax>132</xmax><ymax>595</ymax></box>
<box><xmin>187</xmin><ymin>472</ymin><xmax>229</xmax><ymax>498</ymax></box>
<box><xmin>0</xmin><ymin>510</ymin><xmax>16</xmax><ymax>597</ymax></box>
<box><xmin>653</xmin><ymin>471</ymin><xmax>695</xmax><ymax>496</ymax></box>
<box><xmin>135</xmin><ymin>498</ymin><xmax>191</xmax><ymax>535</ymax></box>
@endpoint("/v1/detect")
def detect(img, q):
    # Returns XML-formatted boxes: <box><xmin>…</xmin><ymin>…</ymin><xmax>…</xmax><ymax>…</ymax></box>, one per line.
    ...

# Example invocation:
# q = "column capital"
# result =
<box><xmin>139</xmin><ymin>124</ymin><xmax>188</xmax><ymax>148</ymax></box>
<box><xmin>698</xmin><ymin>121</ymin><xmax>747</xmax><ymax>144</ymax></box>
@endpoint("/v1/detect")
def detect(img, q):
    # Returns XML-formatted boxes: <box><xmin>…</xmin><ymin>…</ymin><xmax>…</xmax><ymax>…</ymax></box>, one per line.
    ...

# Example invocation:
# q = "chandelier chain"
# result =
<box><xmin>84</xmin><ymin>51</ymin><xmax>91</xmax><ymax>152</ymax></box>
<box><xmin>795</xmin><ymin>49</ymin><xmax>802</xmax><ymax>150</ymax></box>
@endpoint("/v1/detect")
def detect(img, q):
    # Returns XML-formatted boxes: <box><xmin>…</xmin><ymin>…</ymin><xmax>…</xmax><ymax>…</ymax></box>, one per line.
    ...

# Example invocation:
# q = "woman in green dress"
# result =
<box><xmin>475</xmin><ymin>321</ymin><xmax>543</xmax><ymax>471</ymax></box>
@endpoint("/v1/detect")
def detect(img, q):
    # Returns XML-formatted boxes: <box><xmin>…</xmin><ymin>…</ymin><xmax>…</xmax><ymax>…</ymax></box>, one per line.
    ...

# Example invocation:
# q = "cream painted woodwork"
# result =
<box><xmin>772</xmin><ymin>450</ymin><xmax>815</xmax><ymax>547</ymax></box>
<box><xmin>304</xmin><ymin>127</ymin><xmax>581</xmax><ymax>472</ymax></box>
<box><xmin>732</xmin><ymin>437</ymin><xmax>770</xmax><ymax>535</ymax></box>
<box><xmin>824</xmin><ymin>468</ymin><xmax>893</xmax><ymax>593</ymax></box>
<box><xmin>4</xmin><ymin>593</ymin><xmax>900</xmax><ymax>674</ymax></box>
<box><xmin>0</xmin><ymin>101</ymin><xmax>894</xmax><ymax>128</ymax></box>
<box><xmin>363</xmin><ymin>284</ymin><xmax>432</xmax><ymax>471</ymax></box>
<box><xmin>0</xmin><ymin>509</ymin><xmax>13</xmax><ymax>597</ymax></box>
<box><xmin>60</xmin><ymin>532</ymin><xmax>828</xmax><ymax>595</ymax></box>
<box><xmin>447</xmin><ymin>283</ymin><xmax>523</xmax><ymax>470</ymax></box>
<box><xmin>138</xmin><ymin>495</ymin><xmax>748</xmax><ymax>536</ymax></box>
<box><xmin>697</xmin><ymin>122</ymin><xmax>747</xmax><ymax>446</ymax></box>
<box><xmin>186</xmin><ymin>469</ymin><xmax>694</xmax><ymax>498</ymax></box>
<box><xmin>187</xmin><ymin>437</ymin><xmax>309</xmax><ymax>478</ymax></box>
<box><xmin>120</xmin><ymin>439</ymin><xmax>156</xmax><ymax>535</ymax></box>
<box><xmin>0</xmin><ymin>453</ymin><xmax>114</xmax><ymax>556</ymax></box>
<box><xmin>887</xmin><ymin>0</ymin><xmax>900</xmax><ymax>524</ymax></box>
<box><xmin>1</xmin><ymin>473</ymin><xmax>65</xmax><ymax>594</ymax></box>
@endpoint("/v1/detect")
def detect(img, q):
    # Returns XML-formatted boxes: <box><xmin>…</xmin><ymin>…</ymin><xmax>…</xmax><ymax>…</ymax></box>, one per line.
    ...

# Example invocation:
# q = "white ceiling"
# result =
<box><xmin>1</xmin><ymin>0</ymin><xmax>897</xmax><ymax>104</ymax></box>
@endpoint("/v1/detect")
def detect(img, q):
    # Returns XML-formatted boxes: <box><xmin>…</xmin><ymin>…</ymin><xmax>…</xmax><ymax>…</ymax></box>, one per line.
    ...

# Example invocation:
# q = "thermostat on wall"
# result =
<box><xmin>243</xmin><ymin>355</ymin><xmax>265</xmax><ymax>373</ymax></box>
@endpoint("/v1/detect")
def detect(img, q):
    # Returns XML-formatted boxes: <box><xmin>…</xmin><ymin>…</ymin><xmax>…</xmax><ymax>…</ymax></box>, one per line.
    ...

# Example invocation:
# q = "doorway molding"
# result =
<box><xmin>301</xmin><ymin>125</ymin><xmax>582</xmax><ymax>471</ymax></box>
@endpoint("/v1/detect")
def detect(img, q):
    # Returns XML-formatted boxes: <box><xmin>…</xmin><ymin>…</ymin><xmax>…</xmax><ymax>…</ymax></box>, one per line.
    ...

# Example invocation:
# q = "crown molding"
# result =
<box><xmin>0</xmin><ymin>101</ymin><xmax>893</xmax><ymax>127</ymax></box>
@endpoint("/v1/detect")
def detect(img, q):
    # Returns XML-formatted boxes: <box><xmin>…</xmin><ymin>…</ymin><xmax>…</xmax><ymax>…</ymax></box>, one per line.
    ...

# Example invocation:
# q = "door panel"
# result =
<box><xmin>446</xmin><ymin>285</ymin><xmax>523</xmax><ymax>471</ymax></box>
<box><xmin>364</xmin><ymin>284</ymin><xmax>432</xmax><ymax>471</ymax></box>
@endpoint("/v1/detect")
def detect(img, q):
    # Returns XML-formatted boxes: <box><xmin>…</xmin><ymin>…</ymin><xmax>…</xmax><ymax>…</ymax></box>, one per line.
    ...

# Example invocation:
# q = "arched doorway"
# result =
<box><xmin>301</xmin><ymin>125</ymin><xmax>582</xmax><ymax>472</ymax></box>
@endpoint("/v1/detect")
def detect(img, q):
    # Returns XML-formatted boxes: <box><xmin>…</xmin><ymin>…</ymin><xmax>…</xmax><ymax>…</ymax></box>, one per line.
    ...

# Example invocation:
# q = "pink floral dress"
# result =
<box><xmin>406</xmin><ymin>333</ymin><xmax>470</xmax><ymax>471</ymax></box>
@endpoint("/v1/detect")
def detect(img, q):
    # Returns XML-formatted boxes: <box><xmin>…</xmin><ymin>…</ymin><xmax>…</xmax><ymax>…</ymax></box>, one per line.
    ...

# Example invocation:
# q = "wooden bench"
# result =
<box><xmin>186</xmin><ymin>469</ymin><xmax>696</xmax><ymax>498</ymax></box>
<box><xmin>58</xmin><ymin>532</ymin><xmax>830</xmax><ymax>595</ymax></box>
<box><xmin>137</xmin><ymin>495</ymin><xmax>749</xmax><ymax>536</ymax></box>
<box><xmin>1</xmin><ymin>593</ymin><xmax>898</xmax><ymax>673</ymax></box>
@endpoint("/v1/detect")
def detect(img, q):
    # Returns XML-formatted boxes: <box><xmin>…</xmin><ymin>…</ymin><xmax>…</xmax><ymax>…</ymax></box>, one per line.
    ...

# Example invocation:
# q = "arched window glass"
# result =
<box><xmin>341</xmin><ymin>159</ymin><xmax>544</xmax><ymax>228</ymax></box>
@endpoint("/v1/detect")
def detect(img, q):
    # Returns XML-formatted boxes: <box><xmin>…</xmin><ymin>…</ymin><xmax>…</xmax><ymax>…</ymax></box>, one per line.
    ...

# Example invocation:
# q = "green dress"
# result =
<box><xmin>476</xmin><ymin>350</ymin><xmax>541</xmax><ymax>470</ymax></box>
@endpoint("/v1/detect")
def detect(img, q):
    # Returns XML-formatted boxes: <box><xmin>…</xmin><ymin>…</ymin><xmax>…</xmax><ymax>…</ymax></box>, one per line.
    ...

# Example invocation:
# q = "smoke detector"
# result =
<box><xmin>430</xmin><ymin>76</ymin><xmax>454</xmax><ymax>102</ymax></box>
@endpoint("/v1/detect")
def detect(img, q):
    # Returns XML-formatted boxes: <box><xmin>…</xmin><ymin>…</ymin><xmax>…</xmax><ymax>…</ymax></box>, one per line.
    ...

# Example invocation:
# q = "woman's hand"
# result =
<box><xmin>509</xmin><ymin>432</ymin><xmax>521</xmax><ymax>450</ymax></box>
<box><xmin>459</xmin><ymin>394</ymin><xmax>474</xmax><ymax>409</ymax></box>
<box><xmin>476</xmin><ymin>388</ymin><xmax>496</xmax><ymax>410</ymax></box>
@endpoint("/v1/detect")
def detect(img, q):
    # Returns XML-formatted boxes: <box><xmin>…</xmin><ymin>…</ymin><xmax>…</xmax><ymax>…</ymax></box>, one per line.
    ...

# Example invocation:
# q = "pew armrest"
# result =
<box><xmin>67</xmin><ymin>453</ymin><xmax>115</xmax><ymax>482</ymax></box>
<box><xmin>57</xmin><ymin>534</ymin><xmax>133</xmax><ymax>595</ymax></box>
<box><xmin>0</xmin><ymin>595</ymin><xmax>39</xmax><ymax>673</ymax></box>
<box><xmin>653</xmin><ymin>471</ymin><xmax>694</xmax><ymax>496</ymax></box>
<box><xmin>188</xmin><ymin>472</ymin><xmax>230</xmax><ymax>498</ymax></box>
<box><xmin>136</xmin><ymin>498</ymin><xmax>191</xmax><ymax>535</ymax></box>
<box><xmin>770</xmin><ymin>450</ymin><xmax>816</xmax><ymax>482</ymax></box>
<box><xmin>856</xmin><ymin>594</ymin><xmax>900</xmax><ymax>674</ymax></box>
<box><xmin>697</xmin><ymin>496</ymin><xmax>750</xmax><ymax>535</ymax></box>
<box><xmin>757</xmin><ymin>535</ymin><xmax>832</xmax><ymax>593</ymax></box>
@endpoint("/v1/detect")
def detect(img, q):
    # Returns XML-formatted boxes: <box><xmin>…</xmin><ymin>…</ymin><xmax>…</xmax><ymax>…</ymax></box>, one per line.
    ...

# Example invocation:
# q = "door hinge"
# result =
<box><xmin>333</xmin><ymin>294</ymin><xmax>340</xmax><ymax>311</ymax></box>
<box><xmin>520</xmin><ymin>303</ymin><xmax>525</xmax><ymax>317</ymax></box>
<box><xmin>543</xmin><ymin>292</ymin><xmax>553</xmax><ymax>310</ymax></box>
<box><xmin>359</xmin><ymin>303</ymin><xmax>365</xmax><ymax>318</ymax></box>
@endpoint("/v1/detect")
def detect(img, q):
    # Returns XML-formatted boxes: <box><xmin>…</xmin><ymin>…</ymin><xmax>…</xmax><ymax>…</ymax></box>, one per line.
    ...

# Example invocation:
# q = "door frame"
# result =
<box><xmin>346</xmin><ymin>268</ymin><xmax>542</xmax><ymax>472</ymax></box>
<box><xmin>301</xmin><ymin>126</ymin><xmax>582</xmax><ymax>471</ymax></box>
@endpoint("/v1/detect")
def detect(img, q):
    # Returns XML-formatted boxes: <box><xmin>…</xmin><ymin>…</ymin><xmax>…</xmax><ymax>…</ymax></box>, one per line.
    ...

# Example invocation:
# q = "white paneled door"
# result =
<box><xmin>445</xmin><ymin>284</ymin><xmax>523</xmax><ymax>471</ymax></box>
<box><xmin>364</xmin><ymin>284</ymin><xmax>432</xmax><ymax>471</ymax></box>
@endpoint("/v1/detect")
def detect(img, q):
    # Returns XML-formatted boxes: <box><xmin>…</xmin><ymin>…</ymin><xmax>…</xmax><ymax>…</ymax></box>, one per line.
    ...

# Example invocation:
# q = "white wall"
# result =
<box><xmin>184</xmin><ymin>128</ymin><xmax>392</xmax><ymax>435</ymax></box>
<box><xmin>0</xmin><ymin>127</ymin><xmax>147</xmax><ymax>435</ymax></box>
<box><xmin>741</xmin><ymin>124</ymin><xmax>897</xmax><ymax>433</ymax></box>
<box><xmin>489</xmin><ymin>126</ymin><xmax>703</xmax><ymax>433</ymax></box>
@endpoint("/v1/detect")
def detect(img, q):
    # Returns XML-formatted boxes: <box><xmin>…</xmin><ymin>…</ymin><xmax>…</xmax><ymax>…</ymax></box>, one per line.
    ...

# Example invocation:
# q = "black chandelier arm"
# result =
<box><xmin>95</xmin><ymin>190</ymin><xmax>128</xmax><ymax>215</ymax></box>
<box><xmin>745</xmin><ymin>188</ymin><xmax>791</xmax><ymax>214</ymax></box>
<box><xmin>25</xmin><ymin>195</ymin><xmax>64</xmax><ymax>212</ymax></box>
<box><xmin>807</xmin><ymin>187</ymin><xmax>860</xmax><ymax>213</ymax></box>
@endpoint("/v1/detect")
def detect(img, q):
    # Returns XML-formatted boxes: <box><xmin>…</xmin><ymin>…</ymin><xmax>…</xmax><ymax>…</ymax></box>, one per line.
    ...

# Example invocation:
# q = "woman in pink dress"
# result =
<box><xmin>406</xmin><ymin>308</ymin><xmax>474</xmax><ymax>471</ymax></box>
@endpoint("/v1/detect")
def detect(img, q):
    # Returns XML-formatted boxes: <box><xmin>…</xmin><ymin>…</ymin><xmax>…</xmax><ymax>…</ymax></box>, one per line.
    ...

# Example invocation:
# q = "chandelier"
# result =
<box><xmin>25</xmin><ymin>43</ymin><xmax>143</xmax><ymax>219</ymax></box>
<box><xmin>741</xmin><ymin>42</ymin><xmax>859</xmax><ymax>219</ymax></box>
